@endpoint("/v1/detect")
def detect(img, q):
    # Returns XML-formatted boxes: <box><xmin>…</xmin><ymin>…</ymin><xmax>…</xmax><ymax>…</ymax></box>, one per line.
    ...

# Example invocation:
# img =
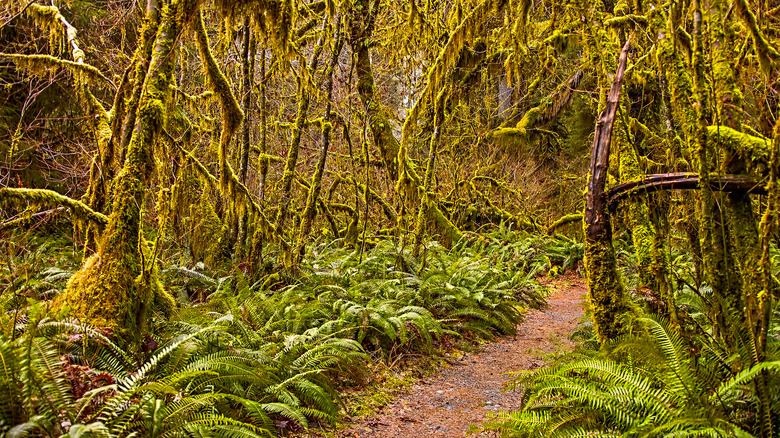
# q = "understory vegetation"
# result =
<box><xmin>2</xmin><ymin>0</ymin><xmax>780</xmax><ymax>436</ymax></box>
<box><xmin>488</xmin><ymin>243</ymin><xmax>780</xmax><ymax>437</ymax></box>
<box><xmin>1</xmin><ymin>226</ymin><xmax>580</xmax><ymax>436</ymax></box>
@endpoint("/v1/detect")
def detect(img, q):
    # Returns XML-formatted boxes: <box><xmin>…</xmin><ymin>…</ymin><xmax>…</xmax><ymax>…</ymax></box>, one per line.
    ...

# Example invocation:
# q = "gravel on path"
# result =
<box><xmin>338</xmin><ymin>276</ymin><xmax>586</xmax><ymax>438</ymax></box>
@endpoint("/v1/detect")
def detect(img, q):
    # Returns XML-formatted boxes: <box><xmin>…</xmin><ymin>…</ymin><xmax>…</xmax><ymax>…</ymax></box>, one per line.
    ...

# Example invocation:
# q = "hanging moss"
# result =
<box><xmin>0</xmin><ymin>53</ymin><xmax>112</xmax><ymax>88</ymax></box>
<box><xmin>0</xmin><ymin>187</ymin><xmax>108</xmax><ymax>229</ymax></box>
<box><xmin>194</xmin><ymin>11</ymin><xmax>244</xmax><ymax>194</ymax></box>
<box><xmin>189</xmin><ymin>189</ymin><xmax>228</xmax><ymax>267</ymax></box>
<box><xmin>57</xmin><ymin>0</ymin><xmax>195</xmax><ymax>347</ymax></box>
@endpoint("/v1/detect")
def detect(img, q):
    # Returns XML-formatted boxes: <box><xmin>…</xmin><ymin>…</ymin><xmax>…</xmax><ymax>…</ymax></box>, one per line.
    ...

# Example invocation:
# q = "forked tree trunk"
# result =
<box><xmin>60</xmin><ymin>0</ymin><xmax>196</xmax><ymax>347</ymax></box>
<box><xmin>583</xmin><ymin>39</ymin><xmax>635</xmax><ymax>342</ymax></box>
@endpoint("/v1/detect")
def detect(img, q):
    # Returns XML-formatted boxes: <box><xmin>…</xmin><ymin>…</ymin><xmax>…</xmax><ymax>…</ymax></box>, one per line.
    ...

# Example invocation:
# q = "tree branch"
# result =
<box><xmin>0</xmin><ymin>188</ymin><xmax>108</xmax><ymax>228</ymax></box>
<box><xmin>607</xmin><ymin>173</ymin><xmax>766</xmax><ymax>207</ymax></box>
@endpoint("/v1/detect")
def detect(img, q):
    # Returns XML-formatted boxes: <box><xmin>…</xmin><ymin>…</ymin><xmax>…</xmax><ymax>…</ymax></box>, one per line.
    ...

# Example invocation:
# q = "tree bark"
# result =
<box><xmin>583</xmin><ymin>39</ymin><xmax>634</xmax><ymax>342</ymax></box>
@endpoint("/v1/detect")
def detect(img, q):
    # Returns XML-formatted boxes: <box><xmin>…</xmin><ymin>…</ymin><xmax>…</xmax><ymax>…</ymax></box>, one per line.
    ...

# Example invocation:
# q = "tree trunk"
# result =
<box><xmin>583</xmin><ymin>39</ymin><xmax>634</xmax><ymax>342</ymax></box>
<box><xmin>295</xmin><ymin>17</ymin><xmax>344</xmax><ymax>263</ymax></box>
<box><xmin>348</xmin><ymin>0</ymin><xmax>400</xmax><ymax>182</ymax></box>
<box><xmin>61</xmin><ymin>0</ymin><xmax>193</xmax><ymax>347</ymax></box>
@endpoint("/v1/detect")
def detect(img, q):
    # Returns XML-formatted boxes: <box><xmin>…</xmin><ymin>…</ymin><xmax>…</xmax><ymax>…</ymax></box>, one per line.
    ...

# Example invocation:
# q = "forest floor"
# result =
<box><xmin>335</xmin><ymin>274</ymin><xmax>586</xmax><ymax>438</ymax></box>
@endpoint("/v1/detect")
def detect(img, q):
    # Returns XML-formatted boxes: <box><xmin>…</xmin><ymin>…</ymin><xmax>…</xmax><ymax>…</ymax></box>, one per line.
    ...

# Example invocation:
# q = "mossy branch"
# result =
<box><xmin>194</xmin><ymin>11</ymin><xmax>244</xmax><ymax>193</ymax></box>
<box><xmin>708</xmin><ymin>126</ymin><xmax>773</xmax><ymax>174</ymax></box>
<box><xmin>548</xmin><ymin>213</ymin><xmax>583</xmax><ymax>234</ymax></box>
<box><xmin>733</xmin><ymin>0</ymin><xmax>780</xmax><ymax>74</ymax></box>
<box><xmin>0</xmin><ymin>187</ymin><xmax>108</xmax><ymax>229</ymax></box>
<box><xmin>0</xmin><ymin>53</ymin><xmax>114</xmax><ymax>88</ymax></box>
<box><xmin>26</xmin><ymin>4</ymin><xmax>84</xmax><ymax>62</ymax></box>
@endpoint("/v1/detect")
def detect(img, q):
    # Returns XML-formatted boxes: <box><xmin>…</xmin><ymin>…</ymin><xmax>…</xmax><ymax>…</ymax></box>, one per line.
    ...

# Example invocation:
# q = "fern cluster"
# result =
<box><xmin>203</xmin><ymin>230</ymin><xmax>565</xmax><ymax>360</ymax></box>
<box><xmin>1</xmin><ymin>232</ymin><xmax>581</xmax><ymax>437</ymax></box>
<box><xmin>488</xmin><ymin>313</ymin><xmax>780</xmax><ymax>437</ymax></box>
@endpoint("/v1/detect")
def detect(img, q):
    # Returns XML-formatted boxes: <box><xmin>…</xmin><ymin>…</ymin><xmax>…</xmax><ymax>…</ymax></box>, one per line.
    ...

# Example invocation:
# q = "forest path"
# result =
<box><xmin>337</xmin><ymin>276</ymin><xmax>586</xmax><ymax>438</ymax></box>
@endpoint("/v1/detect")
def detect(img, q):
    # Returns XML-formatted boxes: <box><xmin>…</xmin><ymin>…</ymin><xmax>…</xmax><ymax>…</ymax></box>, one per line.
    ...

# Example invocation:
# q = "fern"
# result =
<box><xmin>489</xmin><ymin>315</ymin><xmax>777</xmax><ymax>437</ymax></box>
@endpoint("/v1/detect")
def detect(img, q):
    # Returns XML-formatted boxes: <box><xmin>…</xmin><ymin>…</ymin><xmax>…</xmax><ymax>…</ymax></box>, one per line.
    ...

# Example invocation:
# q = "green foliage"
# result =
<box><xmin>205</xmin><ymin>230</ymin><xmax>557</xmax><ymax>358</ymax></box>
<box><xmin>0</xmin><ymin>315</ymin><xmax>348</xmax><ymax>437</ymax></box>
<box><xmin>488</xmin><ymin>315</ymin><xmax>780</xmax><ymax>437</ymax></box>
<box><xmin>1</xmin><ymin>233</ymin><xmax>569</xmax><ymax>436</ymax></box>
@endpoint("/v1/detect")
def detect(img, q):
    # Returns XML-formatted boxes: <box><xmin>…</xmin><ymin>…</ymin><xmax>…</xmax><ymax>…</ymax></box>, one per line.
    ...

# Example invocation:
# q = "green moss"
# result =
<box><xmin>57</xmin><ymin>0</ymin><xmax>190</xmax><ymax>347</ymax></box>
<box><xmin>548</xmin><ymin>213</ymin><xmax>583</xmax><ymax>234</ymax></box>
<box><xmin>2</xmin><ymin>53</ymin><xmax>112</xmax><ymax>88</ymax></box>
<box><xmin>0</xmin><ymin>187</ymin><xmax>108</xmax><ymax>229</ymax></box>
<box><xmin>189</xmin><ymin>189</ymin><xmax>227</xmax><ymax>267</ymax></box>
<box><xmin>62</xmin><ymin>235</ymin><xmax>174</xmax><ymax>340</ymax></box>
<box><xmin>583</xmin><ymin>236</ymin><xmax>634</xmax><ymax>342</ymax></box>
<box><xmin>707</xmin><ymin>125</ymin><xmax>772</xmax><ymax>174</ymax></box>
<box><xmin>727</xmin><ymin>193</ymin><xmax>762</xmax><ymax>330</ymax></box>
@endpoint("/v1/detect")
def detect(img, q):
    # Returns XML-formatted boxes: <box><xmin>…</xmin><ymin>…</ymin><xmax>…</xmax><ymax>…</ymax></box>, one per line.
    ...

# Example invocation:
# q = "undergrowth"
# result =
<box><xmin>0</xmin><ymin>228</ymin><xmax>584</xmax><ymax>437</ymax></box>
<box><xmin>486</xmin><ymin>241</ymin><xmax>780</xmax><ymax>438</ymax></box>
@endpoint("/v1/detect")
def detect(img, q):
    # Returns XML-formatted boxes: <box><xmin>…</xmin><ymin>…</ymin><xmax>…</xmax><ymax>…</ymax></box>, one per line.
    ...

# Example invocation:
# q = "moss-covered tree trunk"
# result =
<box><xmin>584</xmin><ymin>39</ymin><xmax>635</xmax><ymax>342</ymax></box>
<box><xmin>348</xmin><ymin>0</ymin><xmax>400</xmax><ymax>182</ymax></box>
<box><xmin>60</xmin><ymin>0</ymin><xmax>195</xmax><ymax>346</ymax></box>
<box><xmin>691</xmin><ymin>2</ymin><xmax>740</xmax><ymax>339</ymax></box>
<box><xmin>237</xmin><ymin>19</ymin><xmax>255</xmax><ymax>253</ymax></box>
<box><xmin>616</xmin><ymin>99</ymin><xmax>676</xmax><ymax>324</ymax></box>
<box><xmin>273</xmin><ymin>33</ymin><xmax>325</xmax><ymax>253</ymax></box>
<box><xmin>413</xmin><ymin>90</ymin><xmax>461</xmax><ymax>254</ymax></box>
<box><xmin>295</xmin><ymin>17</ymin><xmax>343</xmax><ymax>263</ymax></box>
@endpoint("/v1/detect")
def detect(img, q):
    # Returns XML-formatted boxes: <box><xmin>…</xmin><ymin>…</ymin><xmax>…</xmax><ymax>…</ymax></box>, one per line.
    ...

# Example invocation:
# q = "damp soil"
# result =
<box><xmin>336</xmin><ymin>275</ymin><xmax>586</xmax><ymax>438</ymax></box>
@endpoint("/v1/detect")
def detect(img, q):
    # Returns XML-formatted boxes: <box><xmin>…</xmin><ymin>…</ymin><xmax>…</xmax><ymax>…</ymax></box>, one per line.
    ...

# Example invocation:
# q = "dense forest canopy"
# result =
<box><xmin>1</xmin><ymin>0</ymin><xmax>779</xmax><ymax>436</ymax></box>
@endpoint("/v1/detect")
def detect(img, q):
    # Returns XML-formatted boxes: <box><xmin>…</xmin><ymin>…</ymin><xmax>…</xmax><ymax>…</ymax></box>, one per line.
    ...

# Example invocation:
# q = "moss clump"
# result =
<box><xmin>62</xmin><ymin>236</ymin><xmax>174</xmax><ymax>342</ymax></box>
<box><xmin>708</xmin><ymin>126</ymin><xmax>772</xmax><ymax>174</ymax></box>
<box><xmin>583</xmin><ymin>236</ymin><xmax>635</xmax><ymax>342</ymax></box>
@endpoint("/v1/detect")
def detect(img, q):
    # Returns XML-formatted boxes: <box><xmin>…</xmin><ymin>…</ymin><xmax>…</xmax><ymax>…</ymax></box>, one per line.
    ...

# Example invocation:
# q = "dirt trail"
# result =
<box><xmin>338</xmin><ymin>277</ymin><xmax>586</xmax><ymax>438</ymax></box>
